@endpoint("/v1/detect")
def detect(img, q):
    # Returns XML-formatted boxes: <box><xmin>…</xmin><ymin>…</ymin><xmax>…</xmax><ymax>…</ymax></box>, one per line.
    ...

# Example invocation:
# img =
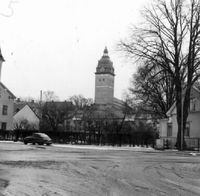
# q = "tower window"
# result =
<box><xmin>103</xmin><ymin>78</ymin><xmax>105</xmax><ymax>81</ymax></box>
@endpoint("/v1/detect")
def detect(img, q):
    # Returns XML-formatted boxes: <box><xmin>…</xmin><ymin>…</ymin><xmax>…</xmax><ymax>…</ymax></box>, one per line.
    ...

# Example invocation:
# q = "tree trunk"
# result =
<box><xmin>175</xmin><ymin>83</ymin><xmax>185</xmax><ymax>150</ymax></box>
<box><xmin>176</xmin><ymin>83</ymin><xmax>191</xmax><ymax>150</ymax></box>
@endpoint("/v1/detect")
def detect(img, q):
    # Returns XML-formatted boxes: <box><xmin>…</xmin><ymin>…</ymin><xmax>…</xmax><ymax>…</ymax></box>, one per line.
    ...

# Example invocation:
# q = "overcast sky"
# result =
<box><xmin>0</xmin><ymin>0</ymin><xmax>148</xmax><ymax>101</ymax></box>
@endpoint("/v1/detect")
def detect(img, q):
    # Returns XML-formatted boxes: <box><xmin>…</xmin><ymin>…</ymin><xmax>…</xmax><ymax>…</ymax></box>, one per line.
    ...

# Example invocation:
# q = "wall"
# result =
<box><xmin>0</xmin><ymin>85</ymin><xmax>14</xmax><ymax>130</ymax></box>
<box><xmin>159</xmin><ymin>119</ymin><xmax>168</xmax><ymax>137</ymax></box>
<box><xmin>187</xmin><ymin>112</ymin><xmax>200</xmax><ymax>137</ymax></box>
<box><xmin>171</xmin><ymin>114</ymin><xmax>178</xmax><ymax>137</ymax></box>
<box><xmin>169</xmin><ymin>111</ymin><xmax>200</xmax><ymax>138</ymax></box>
<box><xmin>95</xmin><ymin>73</ymin><xmax>114</xmax><ymax>104</ymax></box>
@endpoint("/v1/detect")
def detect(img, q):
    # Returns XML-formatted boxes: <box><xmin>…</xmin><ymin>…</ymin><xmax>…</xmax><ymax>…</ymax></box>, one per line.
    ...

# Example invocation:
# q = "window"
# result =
<box><xmin>1</xmin><ymin>122</ymin><xmax>7</xmax><ymax>130</ymax></box>
<box><xmin>167</xmin><ymin>123</ymin><xmax>172</xmax><ymax>137</ymax></box>
<box><xmin>190</xmin><ymin>98</ymin><xmax>196</xmax><ymax>111</ymax></box>
<box><xmin>2</xmin><ymin>105</ymin><xmax>8</xmax><ymax>115</ymax></box>
<box><xmin>184</xmin><ymin>122</ymin><xmax>190</xmax><ymax>137</ymax></box>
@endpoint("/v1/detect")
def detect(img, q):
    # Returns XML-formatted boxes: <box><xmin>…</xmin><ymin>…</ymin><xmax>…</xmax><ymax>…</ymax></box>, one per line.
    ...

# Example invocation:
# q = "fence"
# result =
<box><xmin>0</xmin><ymin>129</ymin><xmax>156</xmax><ymax>147</ymax></box>
<box><xmin>161</xmin><ymin>137</ymin><xmax>200</xmax><ymax>151</ymax></box>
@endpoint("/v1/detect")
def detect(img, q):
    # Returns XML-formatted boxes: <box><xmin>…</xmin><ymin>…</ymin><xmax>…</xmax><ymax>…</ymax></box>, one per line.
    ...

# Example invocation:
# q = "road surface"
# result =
<box><xmin>0</xmin><ymin>142</ymin><xmax>200</xmax><ymax>196</ymax></box>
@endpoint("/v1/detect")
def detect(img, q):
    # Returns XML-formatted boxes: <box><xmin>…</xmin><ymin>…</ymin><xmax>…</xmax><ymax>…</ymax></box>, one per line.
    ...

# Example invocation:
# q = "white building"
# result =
<box><xmin>0</xmin><ymin>49</ymin><xmax>16</xmax><ymax>130</ymax></box>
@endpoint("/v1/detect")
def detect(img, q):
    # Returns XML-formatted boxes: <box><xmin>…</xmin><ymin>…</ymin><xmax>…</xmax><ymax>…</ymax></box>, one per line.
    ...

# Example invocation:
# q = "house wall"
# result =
<box><xmin>162</xmin><ymin>87</ymin><xmax>200</xmax><ymax>138</ymax></box>
<box><xmin>159</xmin><ymin>119</ymin><xmax>168</xmax><ymax>137</ymax></box>
<box><xmin>171</xmin><ymin>114</ymin><xmax>178</xmax><ymax>137</ymax></box>
<box><xmin>0</xmin><ymin>86</ymin><xmax>14</xmax><ymax>130</ymax></box>
<box><xmin>158</xmin><ymin>88</ymin><xmax>200</xmax><ymax>149</ymax></box>
<box><xmin>168</xmin><ymin>111</ymin><xmax>200</xmax><ymax>138</ymax></box>
<box><xmin>187</xmin><ymin>112</ymin><xmax>200</xmax><ymax>137</ymax></box>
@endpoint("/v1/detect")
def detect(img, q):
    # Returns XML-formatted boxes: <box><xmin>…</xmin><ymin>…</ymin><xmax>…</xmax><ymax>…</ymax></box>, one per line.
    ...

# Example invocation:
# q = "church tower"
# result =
<box><xmin>0</xmin><ymin>48</ymin><xmax>5</xmax><ymax>82</ymax></box>
<box><xmin>95</xmin><ymin>47</ymin><xmax>115</xmax><ymax>105</ymax></box>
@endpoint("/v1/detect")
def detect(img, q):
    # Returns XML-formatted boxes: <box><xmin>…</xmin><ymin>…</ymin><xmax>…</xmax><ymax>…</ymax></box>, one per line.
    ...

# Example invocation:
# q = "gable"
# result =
<box><xmin>13</xmin><ymin>105</ymin><xmax>40</xmax><ymax>123</ymax></box>
<box><xmin>166</xmin><ymin>102</ymin><xmax>176</xmax><ymax>116</ymax></box>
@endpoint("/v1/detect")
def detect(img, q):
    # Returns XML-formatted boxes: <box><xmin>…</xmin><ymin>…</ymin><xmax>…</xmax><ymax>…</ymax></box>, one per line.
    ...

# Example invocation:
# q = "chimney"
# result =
<box><xmin>40</xmin><ymin>90</ymin><xmax>43</xmax><ymax>102</ymax></box>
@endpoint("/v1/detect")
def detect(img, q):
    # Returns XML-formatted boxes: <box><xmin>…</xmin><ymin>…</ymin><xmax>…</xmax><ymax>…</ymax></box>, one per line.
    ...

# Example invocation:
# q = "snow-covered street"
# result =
<box><xmin>0</xmin><ymin>142</ymin><xmax>200</xmax><ymax>196</ymax></box>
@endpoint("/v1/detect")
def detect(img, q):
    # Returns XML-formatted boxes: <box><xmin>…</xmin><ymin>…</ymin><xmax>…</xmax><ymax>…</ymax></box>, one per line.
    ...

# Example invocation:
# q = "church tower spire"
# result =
<box><xmin>0</xmin><ymin>48</ymin><xmax>5</xmax><ymax>82</ymax></box>
<box><xmin>95</xmin><ymin>47</ymin><xmax>115</xmax><ymax>105</ymax></box>
<box><xmin>103</xmin><ymin>47</ymin><xmax>108</xmax><ymax>56</ymax></box>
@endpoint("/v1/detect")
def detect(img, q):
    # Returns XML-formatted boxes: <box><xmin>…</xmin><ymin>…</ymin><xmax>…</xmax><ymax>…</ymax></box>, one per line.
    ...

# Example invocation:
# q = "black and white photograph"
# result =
<box><xmin>0</xmin><ymin>0</ymin><xmax>200</xmax><ymax>195</ymax></box>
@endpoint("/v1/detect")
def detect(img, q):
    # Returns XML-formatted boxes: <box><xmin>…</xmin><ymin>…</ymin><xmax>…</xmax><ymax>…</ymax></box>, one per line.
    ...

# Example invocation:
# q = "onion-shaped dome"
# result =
<box><xmin>96</xmin><ymin>47</ymin><xmax>115</xmax><ymax>76</ymax></box>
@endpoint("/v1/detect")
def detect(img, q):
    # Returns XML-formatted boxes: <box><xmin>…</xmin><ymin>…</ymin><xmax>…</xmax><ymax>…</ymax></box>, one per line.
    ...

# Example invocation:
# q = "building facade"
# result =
<box><xmin>95</xmin><ymin>47</ymin><xmax>115</xmax><ymax>105</ymax></box>
<box><xmin>0</xmin><ymin>49</ymin><xmax>16</xmax><ymax>130</ymax></box>
<box><xmin>158</xmin><ymin>87</ymin><xmax>200</xmax><ymax>148</ymax></box>
<box><xmin>0</xmin><ymin>82</ymin><xmax>15</xmax><ymax>130</ymax></box>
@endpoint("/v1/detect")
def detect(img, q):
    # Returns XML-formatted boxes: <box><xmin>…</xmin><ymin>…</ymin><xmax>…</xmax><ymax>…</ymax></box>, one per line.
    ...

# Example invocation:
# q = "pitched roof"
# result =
<box><xmin>0</xmin><ymin>82</ymin><xmax>16</xmax><ymax>98</ymax></box>
<box><xmin>166</xmin><ymin>102</ymin><xmax>176</xmax><ymax>117</ymax></box>
<box><xmin>14</xmin><ymin>104</ymin><xmax>40</xmax><ymax>120</ymax></box>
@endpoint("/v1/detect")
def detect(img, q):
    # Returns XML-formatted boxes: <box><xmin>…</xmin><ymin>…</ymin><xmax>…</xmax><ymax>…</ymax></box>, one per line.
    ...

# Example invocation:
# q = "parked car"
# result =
<box><xmin>24</xmin><ymin>133</ymin><xmax>52</xmax><ymax>145</ymax></box>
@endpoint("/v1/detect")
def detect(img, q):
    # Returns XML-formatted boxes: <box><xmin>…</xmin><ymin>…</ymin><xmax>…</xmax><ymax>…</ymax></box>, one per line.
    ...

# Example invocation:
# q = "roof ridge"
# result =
<box><xmin>0</xmin><ymin>82</ymin><xmax>16</xmax><ymax>98</ymax></box>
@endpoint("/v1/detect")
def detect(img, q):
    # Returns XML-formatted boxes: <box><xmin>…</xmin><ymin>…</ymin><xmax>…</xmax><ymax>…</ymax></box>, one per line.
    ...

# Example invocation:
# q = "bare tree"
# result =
<box><xmin>118</xmin><ymin>0</ymin><xmax>200</xmax><ymax>149</ymax></box>
<box><xmin>43</xmin><ymin>91</ymin><xmax>59</xmax><ymax>102</ymax></box>
<box><xmin>130</xmin><ymin>63</ymin><xmax>175</xmax><ymax>118</ymax></box>
<box><xmin>14</xmin><ymin>119</ymin><xmax>37</xmax><ymax>130</ymax></box>
<box><xmin>69</xmin><ymin>95</ymin><xmax>93</xmax><ymax>110</ymax></box>
<box><xmin>40</xmin><ymin>101</ymin><xmax>73</xmax><ymax>132</ymax></box>
<box><xmin>13</xmin><ymin>119</ymin><xmax>38</xmax><ymax>141</ymax></box>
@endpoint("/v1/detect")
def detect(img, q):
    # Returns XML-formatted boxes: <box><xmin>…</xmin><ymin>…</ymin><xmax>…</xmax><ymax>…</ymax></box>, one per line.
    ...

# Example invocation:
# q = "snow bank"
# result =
<box><xmin>53</xmin><ymin>144</ymin><xmax>155</xmax><ymax>151</ymax></box>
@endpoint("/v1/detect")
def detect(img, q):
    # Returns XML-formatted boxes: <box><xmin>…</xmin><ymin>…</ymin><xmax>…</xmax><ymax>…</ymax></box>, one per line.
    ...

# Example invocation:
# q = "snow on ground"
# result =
<box><xmin>0</xmin><ymin>141</ymin><xmax>155</xmax><ymax>151</ymax></box>
<box><xmin>53</xmin><ymin>144</ymin><xmax>155</xmax><ymax>151</ymax></box>
<box><xmin>0</xmin><ymin>142</ymin><xmax>200</xmax><ymax>196</ymax></box>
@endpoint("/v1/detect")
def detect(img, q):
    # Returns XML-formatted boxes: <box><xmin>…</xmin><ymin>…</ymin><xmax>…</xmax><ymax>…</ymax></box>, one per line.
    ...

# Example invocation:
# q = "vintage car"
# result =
<box><xmin>24</xmin><ymin>133</ymin><xmax>52</xmax><ymax>145</ymax></box>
